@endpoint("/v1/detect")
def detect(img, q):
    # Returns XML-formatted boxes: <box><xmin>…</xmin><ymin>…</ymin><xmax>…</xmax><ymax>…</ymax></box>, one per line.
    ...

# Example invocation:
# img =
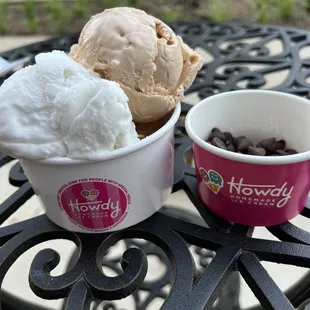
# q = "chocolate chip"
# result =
<box><xmin>224</xmin><ymin>132</ymin><xmax>233</xmax><ymax>142</ymax></box>
<box><xmin>286</xmin><ymin>149</ymin><xmax>298</xmax><ymax>155</ymax></box>
<box><xmin>257</xmin><ymin>137</ymin><xmax>277</xmax><ymax>154</ymax></box>
<box><xmin>275</xmin><ymin>150</ymin><xmax>288</xmax><ymax>156</ymax></box>
<box><xmin>210</xmin><ymin>128</ymin><xmax>226</xmax><ymax>141</ymax></box>
<box><xmin>233</xmin><ymin>136</ymin><xmax>246</xmax><ymax>148</ymax></box>
<box><xmin>237</xmin><ymin>138</ymin><xmax>253</xmax><ymax>153</ymax></box>
<box><xmin>276</xmin><ymin>139</ymin><xmax>286</xmax><ymax>150</ymax></box>
<box><xmin>211</xmin><ymin>137</ymin><xmax>227</xmax><ymax>150</ymax></box>
<box><xmin>248</xmin><ymin>146</ymin><xmax>266</xmax><ymax>156</ymax></box>
<box><xmin>226</xmin><ymin>140</ymin><xmax>236</xmax><ymax>152</ymax></box>
<box><xmin>206</xmin><ymin>128</ymin><xmax>298</xmax><ymax>156</ymax></box>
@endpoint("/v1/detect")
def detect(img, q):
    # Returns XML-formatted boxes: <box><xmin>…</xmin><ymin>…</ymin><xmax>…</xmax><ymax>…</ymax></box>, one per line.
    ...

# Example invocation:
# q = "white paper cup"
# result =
<box><xmin>20</xmin><ymin>103</ymin><xmax>181</xmax><ymax>233</ymax></box>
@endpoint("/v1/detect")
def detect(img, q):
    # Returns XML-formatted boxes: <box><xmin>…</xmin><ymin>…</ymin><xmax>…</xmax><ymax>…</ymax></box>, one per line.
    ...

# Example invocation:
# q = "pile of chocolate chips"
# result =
<box><xmin>207</xmin><ymin>128</ymin><xmax>298</xmax><ymax>156</ymax></box>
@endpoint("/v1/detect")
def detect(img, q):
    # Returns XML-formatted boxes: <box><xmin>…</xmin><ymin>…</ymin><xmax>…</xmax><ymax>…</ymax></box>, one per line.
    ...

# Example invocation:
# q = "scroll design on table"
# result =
<box><xmin>1</xmin><ymin>21</ymin><xmax>310</xmax><ymax>309</ymax></box>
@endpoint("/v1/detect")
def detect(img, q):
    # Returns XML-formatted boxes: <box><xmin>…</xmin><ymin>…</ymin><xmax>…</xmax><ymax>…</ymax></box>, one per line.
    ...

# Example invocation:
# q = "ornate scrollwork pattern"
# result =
<box><xmin>1</xmin><ymin>21</ymin><xmax>310</xmax><ymax>309</ymax></box>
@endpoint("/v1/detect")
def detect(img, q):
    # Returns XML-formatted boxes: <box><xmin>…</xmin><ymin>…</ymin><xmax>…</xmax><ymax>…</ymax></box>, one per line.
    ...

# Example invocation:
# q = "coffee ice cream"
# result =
<box><xmin>70</xmin><ymin>7</ymin><xmax>203</xmax><ymax>123</ymax></box>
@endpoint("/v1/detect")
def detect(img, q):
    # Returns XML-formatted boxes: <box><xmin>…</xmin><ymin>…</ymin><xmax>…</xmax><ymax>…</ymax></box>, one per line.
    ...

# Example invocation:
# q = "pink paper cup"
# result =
<box><xmin>185</xmin><ymin>90</ymin><xmax>310</xmax><ymax>226</ymax></box>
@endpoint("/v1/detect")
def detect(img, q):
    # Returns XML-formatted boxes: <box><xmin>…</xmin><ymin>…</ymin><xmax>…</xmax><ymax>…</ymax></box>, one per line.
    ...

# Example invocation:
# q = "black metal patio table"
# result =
<box><xmin>1</xmin><ymin>20</ymin><xmax>310</xmax><ymax>310</ymax></box>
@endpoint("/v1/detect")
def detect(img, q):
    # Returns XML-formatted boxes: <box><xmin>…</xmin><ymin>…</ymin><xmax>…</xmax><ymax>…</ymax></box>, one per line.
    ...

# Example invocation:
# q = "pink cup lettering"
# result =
<box><xmin>227</xmin><ymin>177</ymin><xmax>294</xmax><ymax>209</ymax></box>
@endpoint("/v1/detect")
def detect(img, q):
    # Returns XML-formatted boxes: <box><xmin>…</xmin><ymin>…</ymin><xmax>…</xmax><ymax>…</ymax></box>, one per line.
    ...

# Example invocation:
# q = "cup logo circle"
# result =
<box><xmin>57</xmin><ymin>178</ymin><xmax>130</xmax><ymax>231</ymax></box>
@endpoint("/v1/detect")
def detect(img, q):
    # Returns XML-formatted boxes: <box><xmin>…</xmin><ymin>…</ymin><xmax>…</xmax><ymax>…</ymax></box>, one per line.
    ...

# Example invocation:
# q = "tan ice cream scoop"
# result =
<box><xmin>70</xmin><ymin>7</ymin><xmax>203</xmax><ymax>123</ymax></box>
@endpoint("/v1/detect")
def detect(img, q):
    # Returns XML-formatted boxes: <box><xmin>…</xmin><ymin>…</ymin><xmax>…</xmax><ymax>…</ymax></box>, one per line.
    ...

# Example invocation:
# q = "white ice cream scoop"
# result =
<box><xmin>0</xmin><ymin>50</ymin><xmax>139</xmax><ymax>160</ymax></box>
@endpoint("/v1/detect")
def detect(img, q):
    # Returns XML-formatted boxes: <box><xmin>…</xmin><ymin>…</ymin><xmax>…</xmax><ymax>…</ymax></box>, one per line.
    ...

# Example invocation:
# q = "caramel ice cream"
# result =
<box><xmin>70</xmin><ymin>7</ymin><xmax>203</xmax><ymax>123</ymax></box>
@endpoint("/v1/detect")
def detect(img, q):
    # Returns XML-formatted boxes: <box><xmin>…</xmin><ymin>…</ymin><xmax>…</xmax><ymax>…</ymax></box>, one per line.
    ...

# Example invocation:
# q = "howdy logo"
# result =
<box><xmin>228</xmin><ymin>177</ymin><xmax>294</xmax><ymax>208</ymax></box>
<box><xmin>199</xmin><ymin>168</ymin><xmax>224</xmax><ymax>194</ymax></box>
<box><xmin>81</xmin><ymin>189</ymin><xmax>99</xmax><ymax>201</ymax></box>
<box><xmin>199</xmin><ymin>168</ymin><xmax>294</xmax><ymax>208</ymax></box>
<box><xmin>57</xmin><ymin>178</ymin><xmax>130</xmax><ymax>231</ymax></box>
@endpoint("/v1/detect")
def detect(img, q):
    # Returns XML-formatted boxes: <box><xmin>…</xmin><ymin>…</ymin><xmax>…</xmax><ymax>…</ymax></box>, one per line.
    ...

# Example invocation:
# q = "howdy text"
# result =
<box><xmin>227</xmin><ymin>177</ymin><xmax>294</xmax><ymax>208</ymax></box>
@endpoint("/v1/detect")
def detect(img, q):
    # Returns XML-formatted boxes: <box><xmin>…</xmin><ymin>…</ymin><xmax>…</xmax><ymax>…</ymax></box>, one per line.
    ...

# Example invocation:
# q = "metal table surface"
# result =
<box><xmin>1</xmin><ymin>21</ymin><xmax>310</xmax><ymax>310</ymax></box>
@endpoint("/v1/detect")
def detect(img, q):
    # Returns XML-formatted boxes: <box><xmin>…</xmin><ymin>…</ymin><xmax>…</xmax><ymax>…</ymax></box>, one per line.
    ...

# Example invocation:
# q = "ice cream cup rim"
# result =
<box><xmin>185</xmin><ymin>90</ymin><xmax>310</xmax><ymax>166</ymax></box>
<box><xmin>30</xmin><ymin>103</ymin><xmax>181</xmax><ymax>166</ymax></box>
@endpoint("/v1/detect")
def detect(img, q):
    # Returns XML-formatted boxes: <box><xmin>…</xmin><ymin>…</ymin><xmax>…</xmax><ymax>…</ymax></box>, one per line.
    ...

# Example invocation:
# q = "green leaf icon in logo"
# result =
<box><xmin>208</xmin><ymin>170</ymin><xmax>223</xmax><ymax>186</ymax></box>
